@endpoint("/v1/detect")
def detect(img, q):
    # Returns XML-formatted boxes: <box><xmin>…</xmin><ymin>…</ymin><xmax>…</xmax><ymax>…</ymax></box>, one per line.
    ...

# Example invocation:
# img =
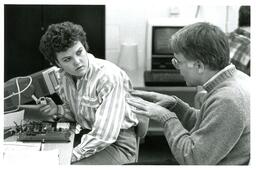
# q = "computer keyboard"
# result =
<box><xmin>144</xmin><ymin>70</ymin><xmax>186</xmax><ymax>86</ymax></box>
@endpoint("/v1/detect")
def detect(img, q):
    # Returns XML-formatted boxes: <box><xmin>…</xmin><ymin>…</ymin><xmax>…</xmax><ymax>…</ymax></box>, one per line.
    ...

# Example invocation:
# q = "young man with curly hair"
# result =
<box><xmin>38</xmin><ymin>21</ymin><xmax>138</xmax><ymax>165</ymax></box>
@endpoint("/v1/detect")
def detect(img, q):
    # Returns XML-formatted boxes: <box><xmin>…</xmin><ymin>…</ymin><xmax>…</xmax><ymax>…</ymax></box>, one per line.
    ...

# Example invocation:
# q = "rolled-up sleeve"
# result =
<box><xmin>57</xmin><ymin>85</ymin><xmax>75</xmax><ymax>122</ymax></box>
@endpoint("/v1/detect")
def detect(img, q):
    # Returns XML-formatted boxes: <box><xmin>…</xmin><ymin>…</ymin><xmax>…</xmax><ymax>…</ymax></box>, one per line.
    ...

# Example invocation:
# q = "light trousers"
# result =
<box><xmin>72</xmin><ymin>127</ymin><xmax>137</xmax><ymax>165</ymax></box>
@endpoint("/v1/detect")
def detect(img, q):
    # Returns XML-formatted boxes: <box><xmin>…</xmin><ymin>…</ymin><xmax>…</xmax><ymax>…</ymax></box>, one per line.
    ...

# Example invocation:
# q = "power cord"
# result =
<box><xmin>4</xmin><ymin>76</ymin><xmax>33</xmax><ymax>114</ymax></box>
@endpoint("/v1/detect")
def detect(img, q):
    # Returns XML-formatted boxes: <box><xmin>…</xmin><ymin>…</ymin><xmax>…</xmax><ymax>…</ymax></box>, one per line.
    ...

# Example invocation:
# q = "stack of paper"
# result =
<box><xmin>3</xmin><ymin>142</ymin><xmax>59</xmax><ymax>165</ymax></box>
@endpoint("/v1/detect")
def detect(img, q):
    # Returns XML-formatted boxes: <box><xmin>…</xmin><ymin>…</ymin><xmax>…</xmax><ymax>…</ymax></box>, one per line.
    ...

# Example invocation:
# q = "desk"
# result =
<box><xmin>4</xmin><ymin>131</ymin><xmax>75</xmax><ymax>165</ymax></box>
<box><xmin>4</xmin><ymin>109</ymin><xmax>75</xmax><ymax>165</ymax></box>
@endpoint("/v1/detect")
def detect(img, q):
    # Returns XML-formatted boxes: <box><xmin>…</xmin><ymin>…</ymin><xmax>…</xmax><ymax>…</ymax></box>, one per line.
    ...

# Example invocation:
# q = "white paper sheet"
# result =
<box><xmin>3</xmin><ymin>142</ymin><xmax>59</xmax><ymax>165</ymax></box>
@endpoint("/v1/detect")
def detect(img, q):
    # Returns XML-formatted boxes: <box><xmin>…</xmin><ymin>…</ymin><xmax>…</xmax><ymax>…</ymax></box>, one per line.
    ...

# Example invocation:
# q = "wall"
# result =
<box><xmin>104</xmin><ymin>2</ymin><xmax>240</xmax><ymax>69</ymax></box>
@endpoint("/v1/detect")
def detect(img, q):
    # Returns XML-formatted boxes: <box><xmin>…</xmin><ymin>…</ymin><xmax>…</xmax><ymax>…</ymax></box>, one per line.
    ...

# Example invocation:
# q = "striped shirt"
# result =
<box><xmin>228</xmin><ymin>28</ymin><xmax>250</xmax><ymax>75</ymax></box>
<box><xmin>56</xmin><ymin>54</ymin><xmax>138</xmax><ymax>161</ymax></box>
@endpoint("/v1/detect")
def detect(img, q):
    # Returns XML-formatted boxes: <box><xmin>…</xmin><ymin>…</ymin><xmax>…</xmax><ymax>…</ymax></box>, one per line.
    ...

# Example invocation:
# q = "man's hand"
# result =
<box><xmin>130</xmin><ymin>90</ymin><xmax>176</xmax><ymax>108</ymax></box>
<box><xmin>127</xmin><ymin>98</ymin><xmax>174</xmax><ymax>122</ymax></box>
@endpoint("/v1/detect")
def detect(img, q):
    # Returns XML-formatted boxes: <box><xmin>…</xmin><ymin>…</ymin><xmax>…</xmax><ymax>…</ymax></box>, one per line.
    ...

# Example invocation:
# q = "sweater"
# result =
<box><xmin>160</xmin><ymin>64</ymin><xmax>250</xmax><ymax>165</ymax></box>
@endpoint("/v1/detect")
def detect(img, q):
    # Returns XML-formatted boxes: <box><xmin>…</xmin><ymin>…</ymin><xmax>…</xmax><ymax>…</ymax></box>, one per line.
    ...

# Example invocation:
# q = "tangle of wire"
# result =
<box><xmin>4</xmin><ymin>76</ymin><xmax>33</xmax><ymax>114</ymax></box>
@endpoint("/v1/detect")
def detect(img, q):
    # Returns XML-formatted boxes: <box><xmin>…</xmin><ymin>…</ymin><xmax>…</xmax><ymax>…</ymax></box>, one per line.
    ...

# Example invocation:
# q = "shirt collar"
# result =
<box><xmin>203</xmin><ymin>64</ymin><xmax>236</xmax><ymax>92</ymax></box>
<box><xmin>234</xmin><ymin>27</ymin><xmax>250</xmax><ymax>38</ymax></box>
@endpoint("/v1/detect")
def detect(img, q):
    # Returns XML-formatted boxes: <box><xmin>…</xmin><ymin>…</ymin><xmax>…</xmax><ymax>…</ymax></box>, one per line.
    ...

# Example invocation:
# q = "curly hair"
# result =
<box><xmin>170</xmin><ymin>22</ymin><xmax>230</xmax><ymax>70</ymax></box>
<box><xmin>39</xmin><ymin>21</ymin><xmax>89</xmax><ymax>66</ymax></box>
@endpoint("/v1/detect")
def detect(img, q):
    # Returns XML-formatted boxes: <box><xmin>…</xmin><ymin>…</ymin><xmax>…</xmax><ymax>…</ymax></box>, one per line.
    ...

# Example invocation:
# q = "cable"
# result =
<box><xmin>4</xmin><ymin>76</ymin><xmax>32</xmax><ymax>99</ymax></box>
<box><xmin>225</xmin><ymin>6</ymin><xmax>229</xmax><ymax>33</ymax></box>
<box><xmin>195</xmin><ymin>5</ymin><xmax>201</xmax><ymax>18</ymax></box>
<box><xmin>4</xmin><ymin>76</ymin><xmax>33</xmax><ymax>114</ymax></box>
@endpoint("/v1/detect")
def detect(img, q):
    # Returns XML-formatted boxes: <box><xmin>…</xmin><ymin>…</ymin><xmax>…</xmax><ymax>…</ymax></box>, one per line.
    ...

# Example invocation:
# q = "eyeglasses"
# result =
<box><xmin>171</xmin><ymin>57</ymin><xmax>195</xmax><ymax>69</ymax></box>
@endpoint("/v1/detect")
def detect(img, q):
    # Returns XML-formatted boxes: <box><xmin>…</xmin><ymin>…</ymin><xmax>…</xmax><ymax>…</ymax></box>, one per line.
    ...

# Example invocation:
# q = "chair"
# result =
<box><xmin>134</xmin><ymin>114</ymin><xmax>149</xmax><ymax>162</ymax></box>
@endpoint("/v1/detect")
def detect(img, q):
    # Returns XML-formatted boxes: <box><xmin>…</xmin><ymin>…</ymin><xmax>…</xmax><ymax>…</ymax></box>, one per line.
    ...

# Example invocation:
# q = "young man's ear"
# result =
<box><xmin>195</xmin><ymin>60</ymin><xmax>204</xmax><ymax>74</ymax></box>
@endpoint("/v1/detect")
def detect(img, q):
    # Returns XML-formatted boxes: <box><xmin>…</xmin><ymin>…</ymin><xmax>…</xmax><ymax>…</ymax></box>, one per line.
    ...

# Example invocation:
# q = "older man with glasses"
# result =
<box><xmin>128</xmin><ymin>22</ymin><xmax>250</xmax><ymax>165</ymax></box>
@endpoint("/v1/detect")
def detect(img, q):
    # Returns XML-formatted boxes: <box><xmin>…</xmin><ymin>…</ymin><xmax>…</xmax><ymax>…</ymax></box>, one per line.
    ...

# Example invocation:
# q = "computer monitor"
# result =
<box><xmin>4</xmin><ymin>67</ymin><xmax>60</xmax><ymax>113</ymax></box>
<box><xmin>146</xmin><ymin>18</ymin><xmax>202</xmax><ymax>71</ymax></box>
<box><xmin>152</xmin><ymin>26</ymin><xmax>181</xmax><ymax>55</ymax></box>
<box><xmin>152</xmin><ymin>26</ymin><xmax>183</xmax><ymax>70</ymax></box>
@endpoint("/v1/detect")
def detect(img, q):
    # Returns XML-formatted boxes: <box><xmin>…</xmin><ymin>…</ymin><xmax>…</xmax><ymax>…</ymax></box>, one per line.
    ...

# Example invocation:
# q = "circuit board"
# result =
<box><xmin>17</xmin><ymin>121</ymin><xmax>71</xmax><ymax>142</ymax></box>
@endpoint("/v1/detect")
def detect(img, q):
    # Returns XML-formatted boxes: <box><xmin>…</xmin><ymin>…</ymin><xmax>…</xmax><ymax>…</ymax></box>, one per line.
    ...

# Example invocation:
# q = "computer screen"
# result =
<box><xmin>152</xmin><ymin>26</ymin><xmax>183</xmax><ymax>55</ymax></box>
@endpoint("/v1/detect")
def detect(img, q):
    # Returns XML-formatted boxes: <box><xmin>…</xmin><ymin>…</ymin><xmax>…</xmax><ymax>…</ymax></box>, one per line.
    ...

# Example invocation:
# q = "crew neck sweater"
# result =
<box><xmin>160</xmin><ymin>65</ymin><xmax>250</xmax><ymax>165</ymax></box>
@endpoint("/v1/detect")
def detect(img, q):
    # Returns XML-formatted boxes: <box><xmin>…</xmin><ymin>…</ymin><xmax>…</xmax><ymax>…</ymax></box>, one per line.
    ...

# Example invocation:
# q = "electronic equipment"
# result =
<box><xmin>4</xmin><ymin>67</ymin><xmax>60</xmax><ymax>113</ymax></box>
<box><xmin>144</xmin><ymin>70</ymin><xmax>186</xmax><ymax>86</ymax></box>
<box><xmin>17</xmin><ymin>121</ymin><xmax>71</xmax><ymax>142</ymax></box>
<box><xmin>4</xmin><ymin>128</ymin><xmax>16</xmax><ymax>139</ymax></box>
<box><xmin>145</xmin><ymin>18</ymin><xmax>203</xmax><ymax>86</ymax></box>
